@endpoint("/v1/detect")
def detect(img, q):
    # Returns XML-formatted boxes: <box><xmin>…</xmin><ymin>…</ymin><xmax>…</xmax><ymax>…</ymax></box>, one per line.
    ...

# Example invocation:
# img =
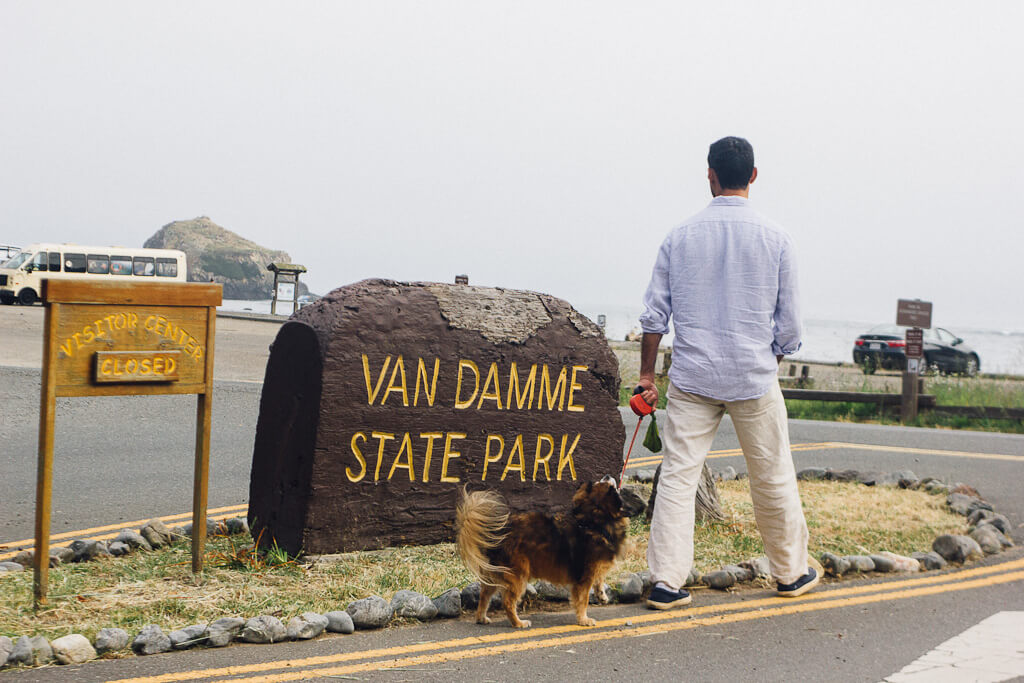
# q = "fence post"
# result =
<box><xmin>901</xmin><ymin>369</ymin><xmax>919</xmax><ymax>422</ymax></box>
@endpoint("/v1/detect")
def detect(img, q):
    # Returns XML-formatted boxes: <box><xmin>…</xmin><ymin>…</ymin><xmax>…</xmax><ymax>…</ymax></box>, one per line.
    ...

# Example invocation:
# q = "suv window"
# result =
<box><xmin>64</xmin><ymin>253</ymin><xmax>87</xmax><ymax>273</ymax></box>
<box><xmin>31</xmin><ymin>252</ymin><xmax>49</xmax><ymax>272</ymax></box>
<box><xmin>48</xmin><ymin>252</ymin><xmax>61</xmax><ymax>272</ymax></box>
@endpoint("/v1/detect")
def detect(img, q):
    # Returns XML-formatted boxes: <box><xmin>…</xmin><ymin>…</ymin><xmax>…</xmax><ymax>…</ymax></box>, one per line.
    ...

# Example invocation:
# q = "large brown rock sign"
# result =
<box><xmin>248</xmin><ymin>279</ymin><xmax>625</xmax><ymax>555</ymax></box>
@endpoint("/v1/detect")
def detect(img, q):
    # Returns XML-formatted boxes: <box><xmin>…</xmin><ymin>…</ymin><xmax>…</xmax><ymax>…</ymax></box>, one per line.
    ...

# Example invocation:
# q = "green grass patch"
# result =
<box><xmin>0</xmin><ymin>480</ymin><xmax>965</xmax><ymax>643</ymax></box>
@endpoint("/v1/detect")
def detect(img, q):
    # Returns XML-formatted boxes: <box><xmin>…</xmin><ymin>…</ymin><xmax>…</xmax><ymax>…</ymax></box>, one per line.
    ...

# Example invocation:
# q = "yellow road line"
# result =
<box><xmin>823</xmin><ymin>441</ymin><xmax>1022</xmax><ymax>463</ymax></box>
<box><xmin>0</xmin><ymin>505</ymin><xmax>249</xmax><ymax>560</ymax></box>
<box><xmin>625</xmin><ymin>439</ymin><xmax>1021</xmax><ymax>470</ymax></box>
<box><xmin>107</xmin><ymin>565</ymin><xmax>1024</xmax><ymax>683</ymax></box>
<box><xmin>626</xmin><ymin>442</ymin><xmax>841</xmax><ymax>469</ymax></box>
<box><xmin>103</xmin><ymin>557</ymin><xmax>1024</xmax><ymax>683</ymax></box>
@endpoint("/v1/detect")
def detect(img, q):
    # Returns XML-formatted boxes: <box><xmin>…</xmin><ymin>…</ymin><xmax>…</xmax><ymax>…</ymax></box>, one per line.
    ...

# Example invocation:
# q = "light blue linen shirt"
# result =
<box><xmin>639</xmin><ymin>196</ymin><xmax>802</xmax><ymax>402</ymax></box>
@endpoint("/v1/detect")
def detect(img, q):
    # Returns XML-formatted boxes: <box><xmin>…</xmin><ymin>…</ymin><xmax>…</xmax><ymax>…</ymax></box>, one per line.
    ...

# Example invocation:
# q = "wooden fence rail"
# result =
<box><xmin>780</xmin><ymin>388</ymin><xmax>1024</xmax><ymax>421</ymax></box>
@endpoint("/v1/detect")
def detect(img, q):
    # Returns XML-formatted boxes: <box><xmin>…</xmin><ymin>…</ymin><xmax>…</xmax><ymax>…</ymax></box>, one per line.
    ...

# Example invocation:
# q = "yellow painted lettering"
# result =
<box><xmin>454</xmin><ymin>360</ymin><xmax>480</xmax><ymax>409</ymax></box>
<box><xmin>128</xmin><ymin>312</ymin><xmax>138</xmax><ymax>329</ymax></box>
<box><xmin>388</xmin><ymin>433</ymin><xmax>416</xmax><ymax>481</ymax></box>
<box><xmin>501</xmin><ymin>435</ymin><xmax>526</xmax><ymax>482</ymax></box>
<box><xmin>482</xmin><ymin>435</ymin><xmax>505</xmax><ymax>481</ymax></box>
<box><xmin>141</xmin><ymin>358</ymin><xmax>152</xmax><ymax>374</ymax></box>
<box><xmin>476</xmin><ymin>362</ymin><xmax>504</xmax><ymax>410</ymax></box>
<box><xmin>361</xmin><ymin>354</ymin><xmax>392</xmax><ymax>405</ymax></box>
<box><xmin>538</xmin><ymin>365</ymin><xmax>568</xmax><ymax>411</ymax></box>
<box><xmin>567</xmin><ymin>365</ymin><xmax>587</xmax><ymax>412</ymax></box>
<box><xmin>414</xmin><ymin>358</ymin><xmax>440</xmax><ymax>407</ymax></box>
<box><xmin>557</xmin><ymin>433</ymin><xmax>581</xmax><ymax>480</ymax></box>
<box><xmin>59</xmin><ymin>339</ymin><xmax>74</xmax><ymax>358</ymax></box>
<box><xmin>440</xmin><ymin>432</ymin><xmax>465</xmax><ymax>483</ymax></box>
<box><xmin>82</xmin><ymin>325</ymin><xmax>95</xmax><ymax>344</ymax></box>
<box><xmin>100</xmin><ymin>359</ymin><xmax>113</xmax><ymax>375</ymax></box>
<box><xmin>371</xmin><ymin>431</ymin><xmax>395</xmax><ymax>481</ymax></box>
<box><xmin>533</xmin><ymin>434</ymin><xmax>555</xmax><ymax>481</ymax></box>
<box><xmin>381</xmin><ymin>355</ymin><xmax>409</xmax><ymax>406</ymax></box>
<box><xmin>506</xmin><ymin>363</ymin><xmax>537</xmax><ymax>410</ymax></box>
<box><xmin>419</xmin><ymin>432</ymin><xmax>443</xmax><ymax>482</ymax></box>
<box><xmin>144</xmin><ymin>315</ymin><xmax>156</xmax><ymax>331</ymax></box>
<box><xmin>166</xmin><ymin>356</ymin><xmax>176</xmax><ymax>375</ymax></box>
<box><xmin>347</xmin><ymin>432</ymin><xmax>368</xmax><ymax>482</ymax></box>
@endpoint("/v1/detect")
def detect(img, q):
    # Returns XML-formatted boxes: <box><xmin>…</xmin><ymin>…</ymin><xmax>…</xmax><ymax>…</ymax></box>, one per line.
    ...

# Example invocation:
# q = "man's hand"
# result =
<box><xmin>637</xmin><ymin>375</ymin><xmax>659</xmax><ymax>407</ymax></box>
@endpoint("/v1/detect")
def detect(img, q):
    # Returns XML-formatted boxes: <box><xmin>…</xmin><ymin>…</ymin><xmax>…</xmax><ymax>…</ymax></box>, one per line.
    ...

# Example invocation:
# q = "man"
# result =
<box><xmin>638</xmin><ymin>136</ymin><xmax>818</xmax><ymax>609</ymax></box>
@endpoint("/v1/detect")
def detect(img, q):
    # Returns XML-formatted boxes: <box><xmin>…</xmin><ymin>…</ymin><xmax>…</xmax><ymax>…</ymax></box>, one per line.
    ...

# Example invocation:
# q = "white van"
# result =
<box><xmin>0</xmin><ymin>243</ymin><xmax>188</xmax><ymax>305</ymax></box>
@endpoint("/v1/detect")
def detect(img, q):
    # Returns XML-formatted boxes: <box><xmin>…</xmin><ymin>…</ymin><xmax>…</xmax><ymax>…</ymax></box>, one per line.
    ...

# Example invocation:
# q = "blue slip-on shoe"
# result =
<box><xmin>776</xmin><ymin>567</ymin><xmax>819</xmax><ymax>597</ymax></box>
<box><xmin>645</xmin><ymin>585</ymin><xmax>692</xmax><ymax>610</ymax></box>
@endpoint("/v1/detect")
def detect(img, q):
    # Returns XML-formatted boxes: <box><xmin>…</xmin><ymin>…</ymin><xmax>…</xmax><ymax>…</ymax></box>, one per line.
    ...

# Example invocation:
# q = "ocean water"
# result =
<box><xmin>220</xmin><ymin>300</ymin><xmax>1024</xmax><ymax>376</ymax></box>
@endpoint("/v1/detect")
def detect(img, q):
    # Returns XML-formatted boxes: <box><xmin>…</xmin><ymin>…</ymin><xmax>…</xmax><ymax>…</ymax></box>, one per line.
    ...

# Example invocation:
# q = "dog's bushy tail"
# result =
<box><xmin>456</xmin><ymin>487</ymin><xmax>510</xmax><ymax>582</ymax></box>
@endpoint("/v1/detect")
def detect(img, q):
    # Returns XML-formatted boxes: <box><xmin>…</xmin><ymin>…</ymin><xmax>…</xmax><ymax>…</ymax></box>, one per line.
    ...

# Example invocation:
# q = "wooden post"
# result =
<box><xmin>270</xmin><ymin>270</ymin><xmax>279</xmax><ymax>316</ymax></box>
<box><xmin>901</xmin><ymin>369</ymin><xmax>919</xmax><ymax>422</ymax></box>
<box><xmin>191</xmin><ymin>306</ymin><xmax>217</xmax><ymax>572</ymax></box>
<box><xmin>33</xmin><ymin>302</ymin><xmax>59</xmax><ymax>607</ymax></box>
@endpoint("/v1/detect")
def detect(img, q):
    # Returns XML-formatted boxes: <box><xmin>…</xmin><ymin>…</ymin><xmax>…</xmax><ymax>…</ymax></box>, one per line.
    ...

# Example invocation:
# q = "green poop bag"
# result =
<box><xmin>643</xmin><ymin>413</ymin><xmax>662</xmax><ymax>453</ymax></box>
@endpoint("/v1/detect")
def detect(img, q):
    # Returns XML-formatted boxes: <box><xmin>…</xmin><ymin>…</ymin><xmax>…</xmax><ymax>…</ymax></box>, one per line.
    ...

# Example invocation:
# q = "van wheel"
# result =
<box><xmin>17</xmin><ymin>288</ymin><xmax>38</xmax><ymax>305</ymax></box>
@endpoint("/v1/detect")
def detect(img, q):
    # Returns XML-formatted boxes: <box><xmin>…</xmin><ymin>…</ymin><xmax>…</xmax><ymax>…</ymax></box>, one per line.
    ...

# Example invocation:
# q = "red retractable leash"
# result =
<box><xmin>619</xmin><ymin>386</ymin><xmax>655</xmax><ymax>490</ymax></box>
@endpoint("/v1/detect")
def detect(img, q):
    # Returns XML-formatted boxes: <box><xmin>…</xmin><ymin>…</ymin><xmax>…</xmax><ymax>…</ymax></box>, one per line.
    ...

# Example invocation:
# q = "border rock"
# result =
<box><xmin>432</xmin><ymin>588</ymin><xmax>462</xmax><ymax>618</ymax></box>
<box><xmin>169</xmin><ymin>624</ymin><xmax>208</xmax><ymax>650</ymax></box>
<box><xmin>206</xmin><ymin>617</ymin><xmax>245</xmax><ymax>647</ymax></box>
<box><xmin>241</xmin><ymin>616</ymin><xmax>287</xmax><ymax>644</ymax></box>
<box><xmin>94</xmin><ymin>628</ymin><xmax>129</xmax><ymax>654</ymax></box>
<box><xmin>932</xmin><ymin>534</ymin><xmax>984</xmax><ymax>564</ymax></box>
<box><xmin>132</xmin><ymin>625</ymin><xmax>172</xmax><ymax>655</ymax></box>
<box><xmin>51</xmin><ymin>634</ymin><xmax>96</xmax><ymax>665</ymax></box>
<box><xmin>325</xmin><ymin>611</ymin><xmax>355</xmax><ymax>634</ymax></box>
<box><xmin>8</xmin><ymin>636</ymin><xmax>53</xmax><ymax>666</ymax></box>
<box><xmin>347</xmin><ymin>596</ymin><xmax>393</xmax><ymax>629</ymax></box>
<box><xmin>287</xmin><ymin>613</ymin><xmax>329</xmax><ymax>640</ymax></box>
<box><xmin>391</xmin><ymin>590</ymin><xmax>438</xmax><ymax>621</ymax></box>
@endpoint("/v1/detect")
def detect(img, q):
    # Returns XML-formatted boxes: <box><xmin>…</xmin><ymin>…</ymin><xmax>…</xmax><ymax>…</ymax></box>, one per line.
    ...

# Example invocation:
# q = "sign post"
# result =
<box><xmin>897</xmin><ymin>300</ymin><xmax>931</xmax><ymax>423</ymax></box>
<box><xmin>34</xmin><ymin>280</ymin><xmax>221</xmax><ymax>607</ymax></box>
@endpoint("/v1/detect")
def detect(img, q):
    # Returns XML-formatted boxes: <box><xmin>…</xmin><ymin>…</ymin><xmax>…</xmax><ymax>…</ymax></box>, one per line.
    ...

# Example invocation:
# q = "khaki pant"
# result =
<box><xmin>647</xmin><ymin>382</ymin><xmax>809</xmax><ymax>588</ymax></box>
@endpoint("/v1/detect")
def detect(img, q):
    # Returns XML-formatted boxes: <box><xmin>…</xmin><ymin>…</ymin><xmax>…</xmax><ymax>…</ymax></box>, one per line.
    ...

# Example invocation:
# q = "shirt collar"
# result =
<box><xmin>710</xmin><ymin>195</ymin><xmax>749</xmax><ymax>206</ymax></box>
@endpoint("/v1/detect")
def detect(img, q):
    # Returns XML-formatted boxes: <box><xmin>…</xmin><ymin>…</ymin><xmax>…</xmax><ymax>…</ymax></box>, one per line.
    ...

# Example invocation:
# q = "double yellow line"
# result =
<box><xmin>625</xmin><ymin>440</ymin><xmax>1023</xmax><ymax>470</ymax></box>
<box><xmin>105</xmin><ymin>557</ymin><xmax>1024</xmax><ymax>683</ymax></box>
<box><xmin>0</xmin><ymin>504</ymin><xmax>249</xmax><ymax>561</ymax></box>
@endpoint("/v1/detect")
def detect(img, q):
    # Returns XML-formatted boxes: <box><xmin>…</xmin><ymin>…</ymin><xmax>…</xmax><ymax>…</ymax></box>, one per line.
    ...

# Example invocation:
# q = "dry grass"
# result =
<box><xmin>0</xmin><ymin>480</ymin><xmax>965</xmax><ymax>643</ymax></box>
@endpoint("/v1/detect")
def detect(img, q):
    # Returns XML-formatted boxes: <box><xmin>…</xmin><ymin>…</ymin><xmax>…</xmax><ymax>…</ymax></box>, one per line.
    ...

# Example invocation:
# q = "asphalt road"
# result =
<box><xmin>2</xmin><ymin>306</ymin><xmax>1023</xmax><ymax>681</ymax></box>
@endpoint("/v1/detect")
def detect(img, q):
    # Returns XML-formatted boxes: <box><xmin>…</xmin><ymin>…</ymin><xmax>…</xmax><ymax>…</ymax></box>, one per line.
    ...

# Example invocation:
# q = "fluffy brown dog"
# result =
<box><xmin>456</xmin><ymin>476</ymin><xmax>629</xmax><ymax>628</ymax></box>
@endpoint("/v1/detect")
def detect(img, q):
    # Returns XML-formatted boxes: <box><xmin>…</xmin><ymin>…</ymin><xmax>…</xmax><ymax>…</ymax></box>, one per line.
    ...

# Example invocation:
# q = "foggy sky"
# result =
<box><xmin>2</xmin><ymin>1</ymin><xmax>1022</xmax><ymax>331</ymax></box>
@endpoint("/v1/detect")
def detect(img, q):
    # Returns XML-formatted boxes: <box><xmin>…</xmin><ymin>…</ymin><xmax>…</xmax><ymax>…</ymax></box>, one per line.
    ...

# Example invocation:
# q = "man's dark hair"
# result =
<box><xmin>707</xmin><ymin>136</ymin><xmax>755</xmax><ymax>189</ymax></box>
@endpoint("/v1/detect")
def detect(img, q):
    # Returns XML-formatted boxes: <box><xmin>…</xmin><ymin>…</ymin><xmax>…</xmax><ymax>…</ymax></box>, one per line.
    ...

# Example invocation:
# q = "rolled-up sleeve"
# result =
<box><xmin>771</xmin><ymin>237</ymin><xmax>802</xmax><ymax>355</ymax></box>
<box><xmin>639</xmin><ymin>235</ymin><xmax>672</xmax><ymax>335</ymax></box>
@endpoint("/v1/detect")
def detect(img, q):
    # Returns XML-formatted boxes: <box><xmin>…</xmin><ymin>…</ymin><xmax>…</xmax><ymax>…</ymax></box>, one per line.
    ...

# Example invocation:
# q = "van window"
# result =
<box><xmin>133</xmin><ymin>256</ymin><xmax>155</xmax><ymax>276</ymax></box>
<box><xmin>110</xmin><ymin>256</ymin><xmax>132</xmax><ymax>275</ymax></box>
<box><xmin>87</xmin><ymin>255</ymin><xmax>110</xmax><ymax>274</ymax></box>
<box><xmin>155</xmin><ymin>258</ymin><xmax>178</xmax><ymax>277</ymax></box>
<box><xmin>31</xmin><ymin>252</ymin><xmax>49</xmax><ymax>272</ymax></box>
<box><xmin>64</xmin><ymin>253</ymin><xmax>87</xmax><ymax>273</ymax></box>
<box><xmin>48</xmin><ymin>252</ymin><xmax>61</xmax><ymax>272</ymax></box>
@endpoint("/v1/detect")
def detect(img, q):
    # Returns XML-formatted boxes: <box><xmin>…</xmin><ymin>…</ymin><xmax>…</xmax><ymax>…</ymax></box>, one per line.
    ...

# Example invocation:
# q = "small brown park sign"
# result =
<box><xmin>34</xmin><ymin>280</ymin><xmax>220</xmax><ymax>606</ymax></box>
<box><xmin>248</xmin><ymin>279</ymin><xmax>626</xmax><ymax>555</ymax></box>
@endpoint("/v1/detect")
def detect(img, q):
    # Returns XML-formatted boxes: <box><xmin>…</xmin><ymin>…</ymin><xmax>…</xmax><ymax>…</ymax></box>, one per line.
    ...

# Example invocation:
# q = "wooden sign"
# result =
<box><xmin>248</xmin><ymin>279</ymin><xmax>625</xmax><ymax>555</ymax></box>
<box><xmin>34</xmin><ymin>280</ymin><xmax>221</xmax><ymax>607</ymax></box>
<box><xmin>905</xmin><ymin>327</ymin><xmax>924</xmax><ymax>359</ymax></box>
<box><xmin>897</xmin><ymin>299</ymin><xmax>932</xmax><ymax>329</ymax></box>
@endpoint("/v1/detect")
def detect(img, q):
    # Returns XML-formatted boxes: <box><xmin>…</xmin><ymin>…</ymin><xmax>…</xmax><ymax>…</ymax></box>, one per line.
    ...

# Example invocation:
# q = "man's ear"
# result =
<box><xmin>749</xmin><ymin>167</ymin><xmax>758</xmax><ymax>185</ymax></box>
